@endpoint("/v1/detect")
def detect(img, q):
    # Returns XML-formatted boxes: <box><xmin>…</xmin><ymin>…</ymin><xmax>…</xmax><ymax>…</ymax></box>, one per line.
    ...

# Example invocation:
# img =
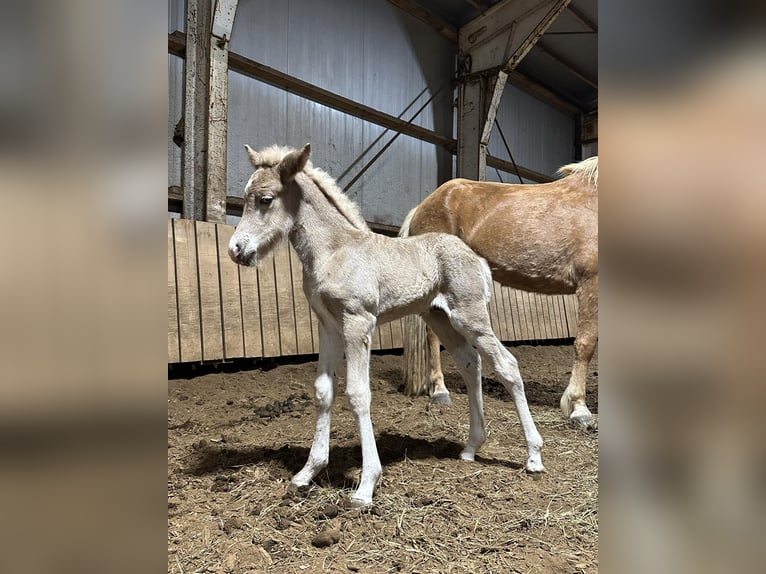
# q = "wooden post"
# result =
<box><xmin>456</xmin><ymin>0</ymin><xmax>571</xmax><ymax>181</ymax></box>
<box><xmin>206</xmin><ymin>0</ymin><xmax>239</xmax><ymax>224</ymax></box>
<box><xmin>182</xmin><ymin>0</ymin><xmax>211</xmax><ymax>221</ymax></box>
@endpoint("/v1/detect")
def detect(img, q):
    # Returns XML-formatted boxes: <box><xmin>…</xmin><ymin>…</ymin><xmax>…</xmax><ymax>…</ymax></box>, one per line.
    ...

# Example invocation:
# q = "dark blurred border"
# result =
<box><xmin>601</xmin><ymin>1</ymin><xmax>766</xmax><ymax>572</ymax></box>
<box><xmin>0</xmin><ymin>1</ymin><xmax>167</xmax><ymax>572</ymax></box>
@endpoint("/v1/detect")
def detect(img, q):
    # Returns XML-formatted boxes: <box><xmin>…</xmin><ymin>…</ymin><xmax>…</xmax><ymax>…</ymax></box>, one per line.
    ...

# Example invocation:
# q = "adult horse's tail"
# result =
<box><xmin>399</xmin><ymin>205</ymin><xmax>432</xmax><ymax>398</ymax></box>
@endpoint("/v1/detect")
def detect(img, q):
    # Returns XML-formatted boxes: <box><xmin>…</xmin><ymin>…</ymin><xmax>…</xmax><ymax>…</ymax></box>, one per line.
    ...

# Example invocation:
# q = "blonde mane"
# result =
<box><xmin>557</xmin><ymin>156</ymin><xmax>598</xmax><ymax>188</ymax></box>
<box><xmin>255</xmin><ymin>145</ymin><xmax>369</xmax><ymax>231</ymax></box>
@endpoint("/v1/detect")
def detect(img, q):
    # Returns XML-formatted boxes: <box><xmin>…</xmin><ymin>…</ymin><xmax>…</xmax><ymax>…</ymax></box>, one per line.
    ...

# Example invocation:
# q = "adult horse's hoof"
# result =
<box><xmin>430</xmin><ymin>392</ymin><xmax>452</xmax><ymax>405</ymax></box>
<box><xmin>569</xmin><ymin>405</ymin><xmax>595</xmax><ymax>429</ymax></box>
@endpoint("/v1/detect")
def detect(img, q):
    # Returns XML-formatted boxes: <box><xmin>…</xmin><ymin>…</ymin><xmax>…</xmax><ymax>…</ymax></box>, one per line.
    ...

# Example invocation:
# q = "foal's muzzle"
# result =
<box><xmin>228</xmin><ymin>239</ymin><xmax>254</xmax><ymax>265</ymax></box>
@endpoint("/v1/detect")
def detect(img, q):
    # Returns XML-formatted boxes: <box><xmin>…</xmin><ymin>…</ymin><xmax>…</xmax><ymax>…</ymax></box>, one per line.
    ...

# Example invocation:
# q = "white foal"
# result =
<box><xmin>228</xmin><ymin>143</ymin><xmax>544</xmax><ymax>506</ymax></box>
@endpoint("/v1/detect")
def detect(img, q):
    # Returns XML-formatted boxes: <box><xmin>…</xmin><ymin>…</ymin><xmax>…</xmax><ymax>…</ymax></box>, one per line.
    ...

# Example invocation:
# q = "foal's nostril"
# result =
<box><xmin>228</xmin><ymin>241</ymin><xmax>243</xmax><ymax>262</ymax></box>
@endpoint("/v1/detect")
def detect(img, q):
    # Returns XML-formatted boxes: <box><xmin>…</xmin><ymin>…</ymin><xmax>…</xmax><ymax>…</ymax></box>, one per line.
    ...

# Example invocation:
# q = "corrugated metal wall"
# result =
<box><xmin>167</xmin><ymin>0</ymin><xmax>576</xmax><ymax>224</ymax></box>
<box><xmin>486</xmin><ymin>85</ymin><xmax>576</xmax><ymax>184</ymax></box>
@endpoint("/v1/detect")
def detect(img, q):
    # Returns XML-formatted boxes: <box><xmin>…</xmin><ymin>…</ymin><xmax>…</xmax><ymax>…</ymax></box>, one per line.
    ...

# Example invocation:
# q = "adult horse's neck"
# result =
<box><xmin>287</xmin><ymin>172</ymin><xmax>370</xmax><ymax>273</ymax></box>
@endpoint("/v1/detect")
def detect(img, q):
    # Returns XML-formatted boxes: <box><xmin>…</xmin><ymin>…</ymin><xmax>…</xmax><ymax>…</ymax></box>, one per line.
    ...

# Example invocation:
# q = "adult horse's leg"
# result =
<box><xmin>291</xmin><ymin>320</ymin><xmax>343</xmax><ymax>488</ymax></box>
<box><xmin>422</xmin><ymin>311</ymin><xmax>485</xmax><ymax>460</ymax></box>
<box><xmin>343</xmin><ymin>312</ymin><xmax>382</xmax><ymax>506</ymax></box>
<box><xmin>427</xmin><ymin>326</ymin><xmax>451</xmax><ymax>405</ymax></box>
<box><xmin>450</xmin><ymin>306</ymin><xmax>545</xmax><ymax>473</ymax></box>
<box><xmin>560</xmin><ymin>276</ymin><xmax>598</xmax><ymax>426</ymax></box>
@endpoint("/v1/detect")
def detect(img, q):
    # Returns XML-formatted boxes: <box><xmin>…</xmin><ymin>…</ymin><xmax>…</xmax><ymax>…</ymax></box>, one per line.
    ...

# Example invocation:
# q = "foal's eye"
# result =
<box><xmin>260</xmin><ymin>196</ymin><xmax>274</xmax><ymax>205</ymax></box>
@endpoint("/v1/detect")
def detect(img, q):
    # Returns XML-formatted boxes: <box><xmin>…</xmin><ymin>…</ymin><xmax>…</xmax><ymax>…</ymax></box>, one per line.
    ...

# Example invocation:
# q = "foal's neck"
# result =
<box><xmin>287</xmin><ymin>174</ymin><xmax>370</xmax><ymax>272</ymax></box>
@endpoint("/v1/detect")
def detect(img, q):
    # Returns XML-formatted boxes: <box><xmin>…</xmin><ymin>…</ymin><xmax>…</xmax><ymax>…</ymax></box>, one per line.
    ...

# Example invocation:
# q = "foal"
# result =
<box><xmin>228</xmin><ymin>143</ymin><xmax>544</xmax><ymax>505</ymax></box>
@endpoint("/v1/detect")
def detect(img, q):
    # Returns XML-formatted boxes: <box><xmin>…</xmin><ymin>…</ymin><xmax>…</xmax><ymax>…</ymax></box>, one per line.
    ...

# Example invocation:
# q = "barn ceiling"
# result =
<box><xmin>398</xmin><ymin>0</ymin><xmax>597</xmax><ymax>112</ymax></box>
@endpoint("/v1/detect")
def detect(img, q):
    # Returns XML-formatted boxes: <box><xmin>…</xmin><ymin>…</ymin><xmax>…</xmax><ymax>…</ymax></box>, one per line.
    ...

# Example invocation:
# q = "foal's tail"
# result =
<box><xmin>398</xmin><ymin>205</ymin><xmax>419</xmax><ymax>238</ymax></box>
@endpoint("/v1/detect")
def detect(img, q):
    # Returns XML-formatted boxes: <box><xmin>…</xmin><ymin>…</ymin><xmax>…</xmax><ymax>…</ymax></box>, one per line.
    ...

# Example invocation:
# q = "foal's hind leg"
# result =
<box><xmin>291</xmin><ymin>320</ymin><xmax>343</xmax><ymax>488</ymax></box>
<box><xmin>449</xmin><ymin>305</ymin><xmax>545</xmax><ymax>473</ymax></box>
<box><xmin>560</xmin><ymin>276</ymin><xmax>598</xmax><ymax>426</ymax></box>
<box><xmin>422</xmin><ymin>310</ymin><xmax>485</xmax><ymax>460</ymax></box>
<box><xmin>427</xmin><ymin>326</ymin><xmax>452</xmax><ymax>405</ymax></box>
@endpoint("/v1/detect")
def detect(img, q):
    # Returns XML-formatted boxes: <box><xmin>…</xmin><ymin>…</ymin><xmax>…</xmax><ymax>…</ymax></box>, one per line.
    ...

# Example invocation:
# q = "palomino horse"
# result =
<box><xmin>228</xmin><ymin>143</ymin><xmax>544</xmax><ymax>506</ymax></box>
<box><xmin>401</xmin><ymin>158</ymin><xmax>598</xmax><ymax>426</ymax></box>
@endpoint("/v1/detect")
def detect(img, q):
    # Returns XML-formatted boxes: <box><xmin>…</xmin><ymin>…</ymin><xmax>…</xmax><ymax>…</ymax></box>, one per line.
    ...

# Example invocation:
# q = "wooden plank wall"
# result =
<box><xmin>168</xmin><ymin>219</ymin><xmax>578</xmax><ymax>363</ymax></box>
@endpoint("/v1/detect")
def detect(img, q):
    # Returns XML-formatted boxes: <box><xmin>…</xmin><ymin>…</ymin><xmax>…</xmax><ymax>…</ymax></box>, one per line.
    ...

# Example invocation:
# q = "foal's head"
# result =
<box><xmin>228</xmin><ymin>143</ymin><xmax>311</xmax><ymax>266</ymax></box>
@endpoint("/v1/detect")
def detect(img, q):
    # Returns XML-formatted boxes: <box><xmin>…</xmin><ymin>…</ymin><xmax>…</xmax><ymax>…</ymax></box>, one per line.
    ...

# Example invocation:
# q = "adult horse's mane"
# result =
<box><xmin>255</xmin><ymin>145</ymin><xmax>369</xmax><ymax>231</ymax></box>
<box><xmin>557</xmin><ymin>156</ymin><xmax>598</xmax><ymax>189</ymax></box>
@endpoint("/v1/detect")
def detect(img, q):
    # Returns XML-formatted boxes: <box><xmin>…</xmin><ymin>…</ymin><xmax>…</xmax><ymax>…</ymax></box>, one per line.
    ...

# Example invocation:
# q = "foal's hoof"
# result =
<box><xmin>430</xmin><ymin>392</ymin><xmax>452</xmax><ymax>405</ymax></box>
<box><xmin>346</xmin><ymin>495</ymin><xmax>373</xmax><ymax>509</ymax></box>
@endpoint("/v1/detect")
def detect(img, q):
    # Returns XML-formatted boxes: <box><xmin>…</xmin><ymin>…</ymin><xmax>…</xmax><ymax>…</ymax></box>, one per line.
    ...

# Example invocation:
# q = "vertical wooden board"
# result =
<box><xmin>390</xmin><ymin>318</ymin><xmax>404</xmax><ymax>349</ymax></box>
<box><xmin>530</xmin><ymin>293</ymin><xmax>546</xmax><ymax>340</ymax></box>
<box><xmin>520</xmin><ymin>291</ymin><xmax>538</xmax><ymax>340</ymax></box>
<box><xmin>533</xmin><ymin>294</ymin><xmax>550</xmax><ymax>340</ymax></box>
<box><xmin>289</xmin><ymin>245</ymin><xmax>314</xmax><ymax>355</ymax></box>
<box><xmin>563</xmin><ymin>294</ymin><xmax>579</xmax><ymax>337</ymax></box>
<box><xmin>543</xmin><ymin>295</ymin><xmax>558</xmax><ymax>339</ymax></box>
<box><xmin>501</xmin><ymin>286</ymin><xmax>519</xmax><ymax>341</ymax></box>
<box><xmin>167</xmin><ymin>220</ymin><xmax>180</xmax><ymax>363</ymax></box>
<box><xmin>238</xmin><ymin>264</ymin><xmax>263</xmax><ymax>358</ymax></box>
<box><xmin>173</xmin><ymin>219</ymin><xmax>202</xmax><ymax>362</ymax></box>
<box><xmin>273</xmin><ymin>242</ymin><xmax>298</xmax><ymax>356</ymax></box>
<box><xmin>555</xmin><ymin>296</ymin><xmax>569</xmax><ymax>338</ymax></box>
<box><xmin>195</xmin><ymin>221</ymin><xmax>225</xmax><ymax>360</ymax></box>
<box><xmin>258</xmin><ymin>252</ymin><xmax>281</xmax><ymax>357</ymax></box>
<box><xmin>378</xmin><ymin>319</ymin><xmax>393</xmax><ymax>350</ymax></box>
<box><xmin>371</xmin><ymin>323</ymin><xmax>382</xmax><ymax>351</ymax></box>
<box><xmin>512</xmin><ymin>289</ymin><xmax>530</xmax><ymax>341</ymax></box>
<box><xmin>216</xmin><ymin>225</ymin><xmax>245</xmax><ymax>359</ymax></box>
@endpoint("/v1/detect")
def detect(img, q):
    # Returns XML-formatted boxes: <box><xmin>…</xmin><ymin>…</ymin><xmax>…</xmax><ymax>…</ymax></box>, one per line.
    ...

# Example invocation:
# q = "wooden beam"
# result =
<box><xmin>182</xmin><ymin>0</ymin><xmax>211</xmax><ymax>221</ymax></box>
<box><xmin>463</xmin><ymin>0</ymin><xmax>490</xmax><ymax>12</ymax></box>
<box><xmin>170</xmin><ymin>32</ymin><xmax>455</xmax><ymax>152</ymax></box>
<box><xmin>506</xmin><ymin>69</ymin><xmax>579</xmax><ymax>115</ymax></box>
<box><xmin>567</xmin><ymin>4</ymin><xmax>597</xmax><ymax>32</ymax></box>
<box><xmin>485</xmin><ymin>156</ymin><xmax>553</xmax><ymax>183</ymax></box>
<box><xmin>205</xmin><ymin>0</ymin><xmax>239</xmax><ymax>224</ymax></box>
<box><xmin>535</xmin><ymin>39</ymin><xmax>597</xmax><ymax>88</ymax></box>
<box><xmin>387</xmin><ymin>0</ymin><xmax>457</xmax><ymax>43</ymax></box>
<box><xmin>371</xmin><ymin>2</ymin><xmax>583</xmax><ymax>116</ymax></box>
<box><xmin>459</xmin><ymin>0</ymin><xmax>571</xmax><ymax>73</ymax></box>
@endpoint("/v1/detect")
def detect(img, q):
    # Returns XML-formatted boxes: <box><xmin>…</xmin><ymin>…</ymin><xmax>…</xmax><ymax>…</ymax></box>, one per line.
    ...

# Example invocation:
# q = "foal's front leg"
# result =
<box><xmin>344</xmin><ymin>313</ymin><xmax>382</xmax><ymax>506</ymax></box>
<box><xmin>291</xmin><ymin>321</ymin><xmax>343</xmax><ymax>488</ymax></box>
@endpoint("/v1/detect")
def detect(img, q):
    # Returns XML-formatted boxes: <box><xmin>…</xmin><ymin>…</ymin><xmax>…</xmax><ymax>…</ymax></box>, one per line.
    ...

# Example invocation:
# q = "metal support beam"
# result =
<box><xmin>457</xmin><ymin>0</ymin><xmax>570</xmax><ymax>180</ymax></box>
<box><xmin>567</xmin><ymin>4</ymin><xmax>597</xmax><ymax>32</ymax></box>
<box><xmin>382</xmin><ymin>2</ymin><xmax>579</xmax><ymax>115</ymax></box>
<box><xmin>182</xmin><ymin>0</ymin><xmax>211</xmax><ymax>221</ymax></box>
<box><xmin>206</xmin><ymin>0</ymin><xmax>239</xmax><ymax>224</ymax></box>
<box><xmin>535</xmin><ymin>39</ymin><xmax>597</xmax><ymax>88</ymax></box>
<box><xmin>464</xmin><ymin>0</ymin><xmax>491</xmax><ymax>13</ymax></box>
<box><xmin>386</xmin><ymin>0</ymin><xmax>457</xmax><ymax>43</ymax></box>
<box><xmin>457</xmin><ymin>71</ymin><xmax>508</xmax><ymax>180</ymax></box>
<box><xmin>459</xmin><ymin>0</ymin><xmax>571</xmax><ymax>74</ymax></box>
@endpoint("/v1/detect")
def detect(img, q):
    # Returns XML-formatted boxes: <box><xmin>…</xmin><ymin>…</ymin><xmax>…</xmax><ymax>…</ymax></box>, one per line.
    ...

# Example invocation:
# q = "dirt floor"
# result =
<box><xmin>168</xmin><ymin>344</ymin><xmax>598</xmax><ymax>574</ymax></box>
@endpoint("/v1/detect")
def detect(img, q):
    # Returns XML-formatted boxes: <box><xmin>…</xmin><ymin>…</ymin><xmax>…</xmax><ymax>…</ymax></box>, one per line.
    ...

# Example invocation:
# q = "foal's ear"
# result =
<box><xmin>278</xmin><ymin>143</ymin><xmax>311</xmax><ymax>184</ymax></box>
<box><xmin>244</xmin><ymin>144</ymin><xmax>260</xmax><ymax>167</ymax></box>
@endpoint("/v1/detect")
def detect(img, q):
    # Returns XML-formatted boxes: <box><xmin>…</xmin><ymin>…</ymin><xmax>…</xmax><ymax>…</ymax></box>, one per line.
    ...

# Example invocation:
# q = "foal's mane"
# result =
<box><xmin>557</xmin><ymin>156</ymin><xmax>598</xmax><ymax>189</ymax></box>
<box><xmin>257</xmin><ymin>145</ymin><xmax>369</xmax><ymax>231</ymax></box>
